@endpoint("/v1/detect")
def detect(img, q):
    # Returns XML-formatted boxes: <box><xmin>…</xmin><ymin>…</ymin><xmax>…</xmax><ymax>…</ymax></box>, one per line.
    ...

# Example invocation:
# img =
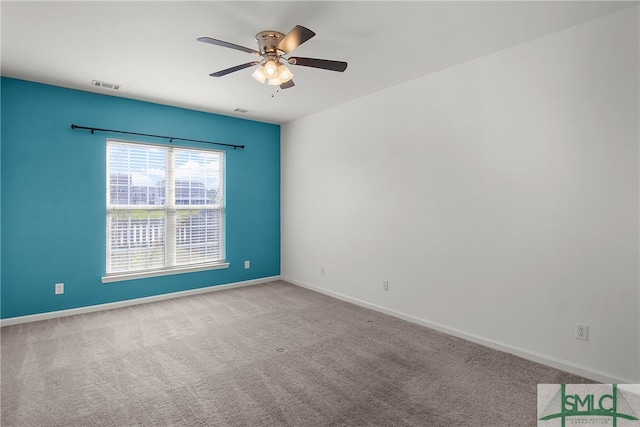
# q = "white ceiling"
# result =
<box><xmin>1</xmin><ymin>1</ymin><xmax>636</xmax><ymax>124</ymax></box>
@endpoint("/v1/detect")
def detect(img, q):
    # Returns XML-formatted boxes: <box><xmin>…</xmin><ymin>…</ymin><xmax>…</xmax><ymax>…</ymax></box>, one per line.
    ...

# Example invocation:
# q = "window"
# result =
<box><xmin>103</xmin><ymin>140</ymin><xmax>227</xmax><ymax>282</ymax></box>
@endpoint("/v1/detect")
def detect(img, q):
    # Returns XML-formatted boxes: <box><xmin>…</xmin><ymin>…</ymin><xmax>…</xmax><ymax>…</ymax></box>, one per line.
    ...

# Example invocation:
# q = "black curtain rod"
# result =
<box><xmin>70</xmin><ymin>124</ymin><xmax>244</xmax><ymax>150</ymax></box>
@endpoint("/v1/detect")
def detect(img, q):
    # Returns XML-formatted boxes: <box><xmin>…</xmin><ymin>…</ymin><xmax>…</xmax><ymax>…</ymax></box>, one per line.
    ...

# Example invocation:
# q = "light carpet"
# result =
<box><xmin>1</xmin><ymin>280</ymin><xmax>592</xmax><ymax>426</ymax></box>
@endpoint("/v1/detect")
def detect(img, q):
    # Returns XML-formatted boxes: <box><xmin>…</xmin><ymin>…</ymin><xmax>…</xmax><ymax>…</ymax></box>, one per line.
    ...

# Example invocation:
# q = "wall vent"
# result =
<box><xmin>91</xmin><ymin>80</ymin><xmax>121</xmax><ymax>91</ymax></box>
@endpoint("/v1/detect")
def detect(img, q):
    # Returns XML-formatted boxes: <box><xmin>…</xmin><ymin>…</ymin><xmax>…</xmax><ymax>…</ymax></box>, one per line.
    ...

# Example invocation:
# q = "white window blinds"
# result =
<box><xmin>106</xmin><ymin>140</ymin><xmax>225</xmax><ymax>277</ymax></box>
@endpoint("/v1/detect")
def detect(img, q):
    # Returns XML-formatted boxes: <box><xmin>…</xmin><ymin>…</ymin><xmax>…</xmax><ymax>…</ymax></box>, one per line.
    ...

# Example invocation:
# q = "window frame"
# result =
<box><xmin>102</xmin><ymin>139</ymin><xmax>229</xmax><ymax>284</ymax></box>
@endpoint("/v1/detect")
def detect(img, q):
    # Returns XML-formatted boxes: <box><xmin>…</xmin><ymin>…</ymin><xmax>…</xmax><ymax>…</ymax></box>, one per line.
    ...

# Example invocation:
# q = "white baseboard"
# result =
<box><xmin>0</xmin><ymin>276</ymin><xmax>281</xmax><ymax>327</ymax></box>
<box><xmin>4</xmin><ymin>274</ymin><xmax>634</xmax><ymax>384</ymax></box>
<box><xmin>282</xmin><ymin>276</ymin><xmax>636</xmax><ymax>385</ymax></box>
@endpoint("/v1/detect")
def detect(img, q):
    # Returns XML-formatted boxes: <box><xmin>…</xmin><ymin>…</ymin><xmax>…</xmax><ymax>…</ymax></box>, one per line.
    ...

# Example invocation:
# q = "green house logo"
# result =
<box><xmin>539</xmin><ymin>384</ymin><xmax>639</xmax><ymax>426</ymax></box>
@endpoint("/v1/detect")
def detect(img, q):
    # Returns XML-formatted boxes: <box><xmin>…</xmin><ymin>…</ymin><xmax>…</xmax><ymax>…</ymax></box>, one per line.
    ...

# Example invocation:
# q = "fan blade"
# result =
<box><xmin>280</xmin><ymin>80</ymin><xmax>295</xmax><ymax>89</ymax></box>
<box><xmin>277</xmin><ymin>25</ymin><xmax>316</xmax><ymax>54</ymax></box>
<box><xmin>197</xmin><ymin>37</ymin><xmax>261</xmax><ymax>56</ymax></box>
<box><xmin>288</xmin><ymin>57</ymin><xmax>348</xmax><ymax>72</ymax></box>
<box><xmin>210</xmin><ymin>61</ymin><xmax>261</xmax><ymax>77</ymax></box>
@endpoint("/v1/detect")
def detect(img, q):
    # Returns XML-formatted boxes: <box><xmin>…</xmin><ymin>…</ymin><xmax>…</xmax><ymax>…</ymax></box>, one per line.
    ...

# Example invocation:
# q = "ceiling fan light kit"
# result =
<box><xmin>250</xmin><ymin>59</ymin><xmax>293</xmax><ymax>86</ymax></box>
<box><xmin>198</xmin><ymin>25</ymin><xmax>347</xmax><ymax>90</ymax></box>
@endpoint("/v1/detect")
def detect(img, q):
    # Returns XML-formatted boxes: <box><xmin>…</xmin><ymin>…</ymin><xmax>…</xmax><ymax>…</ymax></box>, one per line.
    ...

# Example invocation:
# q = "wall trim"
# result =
<box><xmin>0</xmin><ymin>276</ymin><xmax>281</xmax><ymax>327</ymax></box>
<box><xmin>282</xmin><ymin>276</ymin><xmax>636</xmax><ymax>385</ymax></box>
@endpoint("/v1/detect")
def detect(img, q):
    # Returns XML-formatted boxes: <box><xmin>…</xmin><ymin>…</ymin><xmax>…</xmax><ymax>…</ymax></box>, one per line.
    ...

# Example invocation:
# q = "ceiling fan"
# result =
<box><xmin>197</xmin><ymin>25</ymin><xmax>348</xmax><ymax>89</ymax></box>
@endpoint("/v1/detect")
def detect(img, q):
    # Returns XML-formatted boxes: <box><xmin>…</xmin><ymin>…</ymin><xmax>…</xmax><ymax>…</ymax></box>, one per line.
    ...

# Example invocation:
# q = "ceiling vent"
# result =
<box><xmin>91</xmin><ymin>80</ymin><xmax>121</xmax><ymax>90</ymax></box>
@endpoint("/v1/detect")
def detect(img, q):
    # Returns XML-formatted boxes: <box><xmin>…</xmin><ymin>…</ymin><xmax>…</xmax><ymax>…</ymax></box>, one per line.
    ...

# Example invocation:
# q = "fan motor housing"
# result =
<box><xmin>255</xmin><ymin>31</ymin><xmax>285</xmax><ymax>55</ymax></box>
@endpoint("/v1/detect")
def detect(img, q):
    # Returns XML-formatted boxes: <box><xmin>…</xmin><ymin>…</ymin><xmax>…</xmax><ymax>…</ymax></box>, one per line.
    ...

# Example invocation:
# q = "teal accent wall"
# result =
<box><xmin>0</xmin><ymin>77</ymin><xmax>281</xmax><ymax>319</ymax></box>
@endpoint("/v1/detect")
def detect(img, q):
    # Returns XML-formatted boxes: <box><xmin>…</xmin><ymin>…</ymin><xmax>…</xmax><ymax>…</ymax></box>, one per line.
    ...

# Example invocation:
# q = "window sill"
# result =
<box><xmin>102</xmin><ymin>262</ymin><xmax>230</xmax><ymax>283</ymax></box>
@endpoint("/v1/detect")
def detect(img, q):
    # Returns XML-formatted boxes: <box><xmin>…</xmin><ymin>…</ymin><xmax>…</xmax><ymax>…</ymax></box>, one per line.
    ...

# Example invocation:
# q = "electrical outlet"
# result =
<box><xmin>383</xmin><ymin>281</ymin><xmax>389</xmax><ymax>291</ymax></box>
<box><xmin>55</xmin><ymin>283</ymin><xmax>64</xmax><ymax>295</ymax></box>
<box><xmin>244</xmin><ymin>260</ymin><xmax>250</xmax><ymax>269</ymax></box>
<box><xmin>320</xmin><ymin>266</ymin><xmax>325</xmax><ymax>275</ymax></box>
<box><xmin>576</xmin><ymin>323</ymin><xmax>589</xmax><ymax>341</ymax></box>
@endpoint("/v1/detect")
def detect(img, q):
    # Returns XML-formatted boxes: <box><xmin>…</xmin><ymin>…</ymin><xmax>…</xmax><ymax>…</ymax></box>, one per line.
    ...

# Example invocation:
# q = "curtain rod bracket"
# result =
<box><xmin>69</xmin><ymin>123</ymin><xmax>244</xmax><ymax>150</ymax></box>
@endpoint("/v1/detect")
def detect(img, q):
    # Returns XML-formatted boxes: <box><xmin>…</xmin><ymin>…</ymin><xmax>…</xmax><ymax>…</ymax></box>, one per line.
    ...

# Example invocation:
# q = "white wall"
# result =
<box><xmin>281</xmin><ymin>7</ymin><xmax>639</xmax><ymax>383</ymax></box>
